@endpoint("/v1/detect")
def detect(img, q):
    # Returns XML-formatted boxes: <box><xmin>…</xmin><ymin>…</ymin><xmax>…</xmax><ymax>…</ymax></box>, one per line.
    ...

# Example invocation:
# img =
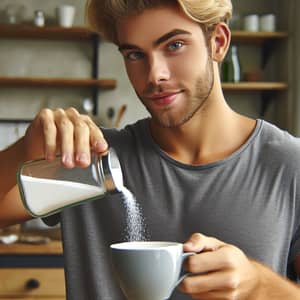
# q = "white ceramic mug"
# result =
<box><xmin>56</xmin><ymin>5</ymin><xmax>76</xmax><ymax>27</ymax></box>
<box><xmin>110</xmin><ymin>241</ymin><xmax>193</xmax><ymax>300</ymax></box>
<box><xmin>244</xmin><ymin>14</ymin><xmax>259</xmax><ymax>32</ymax></box>
<box><xmin>260</xmin><ymin>14</ymin><xmax>276</xmax><ymax>32</ymax></box>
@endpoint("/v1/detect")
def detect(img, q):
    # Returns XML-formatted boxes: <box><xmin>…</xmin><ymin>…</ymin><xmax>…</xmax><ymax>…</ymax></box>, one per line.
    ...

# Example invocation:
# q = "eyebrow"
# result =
<box><xmin>118</xmin><ymin>29</ymin><xmax>191</xmax><ymax>52</ymax></box>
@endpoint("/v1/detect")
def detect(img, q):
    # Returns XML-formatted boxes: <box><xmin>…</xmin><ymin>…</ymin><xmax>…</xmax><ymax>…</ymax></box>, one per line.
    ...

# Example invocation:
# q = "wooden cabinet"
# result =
<box><xmin>0</xmin><ymin>240</ymin><xmax>65</xmax><ymax>300</ymax></box>
<box><xmin>0</xmin><ymin>268</ymin><xmax>65</xmax><ymax>299</ymax></box>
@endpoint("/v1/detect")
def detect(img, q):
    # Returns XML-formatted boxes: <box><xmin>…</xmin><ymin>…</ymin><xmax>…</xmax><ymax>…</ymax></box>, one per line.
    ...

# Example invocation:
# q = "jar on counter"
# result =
<box><xmin>34</xmin><ymin>10</ymin><xmax>45</xmax><ymax>27</ymax></box>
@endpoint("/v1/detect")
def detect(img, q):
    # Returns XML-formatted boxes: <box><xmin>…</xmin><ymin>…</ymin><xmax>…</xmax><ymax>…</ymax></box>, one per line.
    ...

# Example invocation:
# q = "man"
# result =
<box><xmin>1</xmin><ymin>0</ymin><xmax>300</xmax><ymax>299</ymax></box>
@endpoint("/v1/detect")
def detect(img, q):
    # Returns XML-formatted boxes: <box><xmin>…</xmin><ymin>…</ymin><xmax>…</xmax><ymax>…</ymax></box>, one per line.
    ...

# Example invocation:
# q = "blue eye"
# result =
<box><xmin>168</xmin><ymin>41</ymin><xmax>184</xmax><ymax>51</ymax></box>
<box><xmin>126</xmin><ymin>51</ymin><xmax>145</xmax><ymax>61</ymax></box>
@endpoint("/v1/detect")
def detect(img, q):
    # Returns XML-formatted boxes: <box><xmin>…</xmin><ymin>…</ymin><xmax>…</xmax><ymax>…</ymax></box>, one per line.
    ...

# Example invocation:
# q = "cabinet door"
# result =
<box><xmin>0</xmin><ymin>268</ymin><xmax>65</xmax><ymax>298</ymax></box>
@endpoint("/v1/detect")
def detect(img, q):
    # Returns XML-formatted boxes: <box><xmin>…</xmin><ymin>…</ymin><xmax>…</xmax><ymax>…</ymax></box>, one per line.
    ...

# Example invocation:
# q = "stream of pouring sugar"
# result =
<box><xmin>119</xmin><ymin>186</ymin><xmax>148</xmax><ymax>241</ymax></box>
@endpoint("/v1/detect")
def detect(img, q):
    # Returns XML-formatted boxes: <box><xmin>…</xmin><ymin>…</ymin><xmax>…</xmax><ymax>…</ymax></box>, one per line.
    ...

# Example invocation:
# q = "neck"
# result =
<box><xmin>149</xmin><ymin>68</ymin><xmax>256</xmax><ymax>165</ymax></box>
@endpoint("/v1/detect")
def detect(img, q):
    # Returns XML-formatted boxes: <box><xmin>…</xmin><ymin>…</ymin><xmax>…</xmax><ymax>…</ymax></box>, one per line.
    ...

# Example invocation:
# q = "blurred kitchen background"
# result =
<box><xmin>0</xmin><ymin>0</ymin><xmax>299</xmax><ymax>151</ymax></box>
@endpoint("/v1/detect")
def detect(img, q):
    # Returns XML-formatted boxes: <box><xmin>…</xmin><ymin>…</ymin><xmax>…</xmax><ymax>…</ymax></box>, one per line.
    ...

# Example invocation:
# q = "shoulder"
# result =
<box><xmin>100</xmin><ymin>118</ymin><xmax>150</xmax><ymax>154</ymax></box>
<box><xmin>101</xmin><ymin>118</ymin><xmax>148</xmax><ymax>141</ymax></box>
<box><xmin>259</xmin><ymin>120</ymin><xmax>300</xmax><ymax>154</ymax></box>
<box><xmin>257</xmin><ymin>120</ymin><xmax>300</xmax><ymax>170</ymax></box>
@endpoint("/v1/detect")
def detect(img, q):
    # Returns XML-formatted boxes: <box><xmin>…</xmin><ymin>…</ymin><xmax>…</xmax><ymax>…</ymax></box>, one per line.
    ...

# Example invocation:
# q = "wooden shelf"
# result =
<box><xmin>0</xmin><ymin>24</ymin><xmax>95</xmax><ymax>40</ymax></box>
<box><xmin>231</xmin><ymin>31</ymin><xmax>288</xmax><ymax>44</ymax></box>
<box><xmin>0</xmin><ymin>26</ymin><xmax>288</xmax><ymax>42</ymax></box>
<box><xmin>0</xmin><ymin>240</ymin><xmax>62</xmax><ymax>255</ymax></box>
<box><xmin>0</xmin><ymin>78</ymin><xmax>284</xmax><ymax>91</ymax></box>
<box><xmin>0</xmin><ymin>77</ymin><xmax>116</xmax><ymax>89</ymax></box>
<box><xmin>222</xmin><ymin>82</ymin><xmax>288</xmax><ymax>91</ymax></box>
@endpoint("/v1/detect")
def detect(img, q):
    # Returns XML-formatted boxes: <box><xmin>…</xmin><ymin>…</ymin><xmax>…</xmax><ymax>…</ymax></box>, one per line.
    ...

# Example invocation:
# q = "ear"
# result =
<box><xmin>210</xmin><ymin>23</ymin><xmax>231</xmax><ymax>62</ymax></box>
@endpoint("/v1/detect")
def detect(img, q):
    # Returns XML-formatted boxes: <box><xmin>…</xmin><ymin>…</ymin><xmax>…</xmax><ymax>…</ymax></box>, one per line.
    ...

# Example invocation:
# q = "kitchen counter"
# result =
<box><xmin>0</xmin><ymin>238</ymin><xmax>64</xmax><ymax>268</ymax></box>
<box><xmin>0</xmin><ymin>240</ymin><xmax>63</xmax><ymax>255</ymax></box>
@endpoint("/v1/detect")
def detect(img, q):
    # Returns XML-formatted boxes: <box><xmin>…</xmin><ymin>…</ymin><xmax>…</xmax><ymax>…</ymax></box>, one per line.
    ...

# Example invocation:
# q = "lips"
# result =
<box><xmin>147</xmin><ymin>91</ymin><xmax>182</xmax><ymax>107</ymax></box>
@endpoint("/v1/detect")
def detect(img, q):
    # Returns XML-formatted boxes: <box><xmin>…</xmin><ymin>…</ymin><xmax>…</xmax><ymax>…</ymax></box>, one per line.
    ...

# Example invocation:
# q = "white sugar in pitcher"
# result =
<box><xmin>17</xmin><ymin>148</ymin><xmax>123</xmax><ymax>217</ymax></box>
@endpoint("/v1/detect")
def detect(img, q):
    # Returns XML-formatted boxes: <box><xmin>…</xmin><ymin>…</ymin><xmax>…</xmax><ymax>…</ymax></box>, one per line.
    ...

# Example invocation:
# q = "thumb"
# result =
<box><xmin>183</xmin><ymin>233</ymin><xmax>225</xmax><ymax>253</ymax></box>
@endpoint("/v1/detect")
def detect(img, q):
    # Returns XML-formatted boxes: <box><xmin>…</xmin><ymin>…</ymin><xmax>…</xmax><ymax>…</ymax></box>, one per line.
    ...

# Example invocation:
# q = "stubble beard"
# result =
<box><xmin>138</xmin><ymin>57</ymin><xmax>214</xmax><ymax>128</ymax></box>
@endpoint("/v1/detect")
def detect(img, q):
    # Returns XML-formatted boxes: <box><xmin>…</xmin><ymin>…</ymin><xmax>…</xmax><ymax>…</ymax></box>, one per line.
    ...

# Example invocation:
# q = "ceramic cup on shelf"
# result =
<box><xmin>56</xmin><ymin>4</ymin><xmax>76</xmax><ymax>27</ymax></box>
<box><xmin>243</xmin><ymin>14</ymin><xmax>259</xmax><ymax>32</ymax></box>
<box><xmin>34</xmin><ymin>10</ymin><xmax>45</xmax><ymax>27</ymax></box>
<box><xmin>110</xmin><ymin>241</ymin><xmax>194</xmax><ymax>300</ymax></box>
<box><xmin>260</xmin><ymin>14</ymin><xmax>276</xmax><ymax>32</ymax></box>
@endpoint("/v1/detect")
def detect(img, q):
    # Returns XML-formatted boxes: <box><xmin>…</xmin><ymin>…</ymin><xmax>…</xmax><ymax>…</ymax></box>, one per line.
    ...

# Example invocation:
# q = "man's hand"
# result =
<box><xmin>178</xmin><ymin>233</ymin><xmax>260</xmax><ymax>300</ymax></box>
<box><xmin>0</xmin><ymin>107</ymin><xmax>109</xmax><ymax>227</ymax></box>
<box><xmin>23</xmin><ymin>107</ymin><xmax>108</xmax><ymax>168</ymax></box>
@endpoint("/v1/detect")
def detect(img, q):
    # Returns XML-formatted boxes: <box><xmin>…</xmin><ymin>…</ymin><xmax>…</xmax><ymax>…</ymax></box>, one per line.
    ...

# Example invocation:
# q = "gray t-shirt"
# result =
<box><xmin>52</xmin><ymin>118</ymin><xmax>300</xmax><ymax>300</ymax></box>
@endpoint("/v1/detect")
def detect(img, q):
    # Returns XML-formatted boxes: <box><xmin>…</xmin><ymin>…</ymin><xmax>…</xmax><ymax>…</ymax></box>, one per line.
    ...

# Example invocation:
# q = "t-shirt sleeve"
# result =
<box><xmin>288</xmin><ymin>137</ymin><xmax>300</xmax><ymax>269</ymax></box>
<box><xmin>288</xmin><ymin>224</ymin><xmax>300</xmax><ymax>281</ymax></box>
<box><xmin>280</xmin><ymin>135</ymin><xmax>300</xmax><ymax>279</ymax></box>
<box><xmin>291</xmin><ymin>221</ymin><xmax>300</xmax><ymax>256</ymax></box>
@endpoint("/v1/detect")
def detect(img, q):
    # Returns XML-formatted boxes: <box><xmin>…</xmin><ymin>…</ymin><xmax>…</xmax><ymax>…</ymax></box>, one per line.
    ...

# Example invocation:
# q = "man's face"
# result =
<box><xmin>116</xmin><ymin>5</ymin><xmax>214</xmax><ymax>128</ymax></box>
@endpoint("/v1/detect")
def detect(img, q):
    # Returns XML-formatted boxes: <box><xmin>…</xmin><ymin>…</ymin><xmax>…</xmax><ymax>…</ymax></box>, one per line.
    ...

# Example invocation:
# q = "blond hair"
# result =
<box><xmin>85</xmin><ymin>0</ymin><xmax>232</xmax><ymax>43</ymax></box>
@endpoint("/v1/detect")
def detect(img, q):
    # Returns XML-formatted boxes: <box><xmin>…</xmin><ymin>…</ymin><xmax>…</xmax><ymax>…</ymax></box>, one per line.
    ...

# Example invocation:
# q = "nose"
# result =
<box><xmin>147</xmin><ymin>54</ymin><xmax>170</xmax><ymax>85</ymax></box>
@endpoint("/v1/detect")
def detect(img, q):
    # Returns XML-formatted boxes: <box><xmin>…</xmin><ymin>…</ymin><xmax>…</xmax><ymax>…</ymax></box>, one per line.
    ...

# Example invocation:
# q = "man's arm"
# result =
<box><xmin>0</xmin><ymin>138</ymin><xmax>26</xmax><ymax>199</ymax></box>
<box><xmin>179</xmin><ymin>233</ymin><xmax>300</xmax><ymax>300</ymax></box>
<box><xmin>250</xmin><ymin>260</ymin><xmax>300</xmax><ymax>300</ymax></box>
<box><xmin>0</xmin><ymin>185</ymin><xmax>31</xmax><ymax>228</ymax></box>
<box><xmin>0</xmin><ymin>138</ymin><xmax>34</xmax><ymax>227</ymax></box>
<box><xmin>0</xmin><ymin>107</ymin><xmax>108</xmax><ymax>228</ymax></box>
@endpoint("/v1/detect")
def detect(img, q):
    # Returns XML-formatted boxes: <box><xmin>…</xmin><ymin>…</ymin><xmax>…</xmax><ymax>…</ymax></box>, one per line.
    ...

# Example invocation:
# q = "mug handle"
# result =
<box><xmin>175</xmin><ymin>252</ymin><xmax>195</xmax><ymax>286</ymax></box>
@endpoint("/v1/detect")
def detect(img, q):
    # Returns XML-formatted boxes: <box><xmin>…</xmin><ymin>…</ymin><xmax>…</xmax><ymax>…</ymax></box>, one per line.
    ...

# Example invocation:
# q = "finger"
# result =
<box><xmin>53</xmin><ymin>108</ymin><xmax>75</xmax><ymax>168</ymax></box>
<box><xmin>188</xmin><ymin>289</ymin><xmax>238</xmax><ymax>300</ymax></box>
<box><xmin>37</xmin><ymin>108</ymin><xmax>57</xmax><ymax>160</ymax></box>
<box><xmin>185</xmin><ymin>244</ymin><xmax>239</xmax><ymax>274</ymax></box>
<box><xmin>179</xmin><ymin>269</ymin><xmax>239</xmax><ymax>295</ymax></box>
<box><xmin>65</xmin><ymin>107</ymin><xmax>91</xmax><ymax>167</ymax></box>
<box><xmin>183</xmin><ymin>233</ymin><xmax>225</xmax><ymax>253</ymax></box>
<box><xmin>81</xmin><ymin>115</ymin><xmax>108</xmax><ymax>153</ymax></box>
